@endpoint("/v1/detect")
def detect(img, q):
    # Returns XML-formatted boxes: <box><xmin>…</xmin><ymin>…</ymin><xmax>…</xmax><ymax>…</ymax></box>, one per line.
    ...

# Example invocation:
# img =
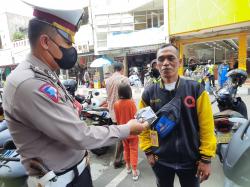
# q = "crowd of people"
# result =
<box><xmin>184</xmin><ymin>59</ymin><xmax>233</xmax><ymax>93</ymax></box>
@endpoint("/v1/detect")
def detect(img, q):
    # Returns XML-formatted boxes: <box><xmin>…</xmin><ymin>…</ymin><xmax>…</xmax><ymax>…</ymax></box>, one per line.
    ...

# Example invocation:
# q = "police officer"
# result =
<box><xmin>2</xmin><ymin>1</ymin><xmax>148</xmax><ymax>187</ymax></box>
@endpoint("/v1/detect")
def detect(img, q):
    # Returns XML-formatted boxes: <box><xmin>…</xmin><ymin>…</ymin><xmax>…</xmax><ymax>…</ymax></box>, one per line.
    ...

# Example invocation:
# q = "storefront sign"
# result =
<box><xmin>127</xmin><ymin>44</ymin><xmax>161</xmax><ymax>55</ymax></box>
<box><xmin>107</xmin><ymin>27</ymin><xmax>166</xmax><ymax>49</ymax></box>
<box><xmin>169</xmin><ymin>0</ymin><xmax>250</xmax><ymax>35</ymax></box>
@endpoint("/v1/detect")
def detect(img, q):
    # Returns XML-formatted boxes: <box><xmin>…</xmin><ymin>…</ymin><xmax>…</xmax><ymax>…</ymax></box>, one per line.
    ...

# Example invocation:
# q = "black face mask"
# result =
<box><xmin>190</xmin><ymin>64</ymin><xmax>197</xmax><ymax>71</ymax></box>
<box><xmin>150</xmin><ymin>68</ymin><xmax>160</xmax><ymax>78</ymax></box>
<box><xmin>49</xmin><ymin>38</ymin><xmax>78</xmax><ymax>70</ymax></box>
<box><xmin>54</xmin><ymin>46</ymin><xmax>78</xmax><ymax>70</ymax></box>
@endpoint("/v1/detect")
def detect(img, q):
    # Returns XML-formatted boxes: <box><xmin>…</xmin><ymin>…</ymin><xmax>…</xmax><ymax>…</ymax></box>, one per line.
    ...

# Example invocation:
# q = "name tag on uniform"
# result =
<box><xmin>150</xmin><ymin>130</ymin><xmax>159</xmax><ymax>147</ymax></box>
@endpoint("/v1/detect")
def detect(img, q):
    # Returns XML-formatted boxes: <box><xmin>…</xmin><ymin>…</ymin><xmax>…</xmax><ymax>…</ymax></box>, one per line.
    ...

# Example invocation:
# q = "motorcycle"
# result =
<box><xmin>0</xmin><ymin>135</ymin><xmax>58</xmax><ymax>187</ymax></box>
<box><xmin>79</xmin><ymin>90</ymin><xmax>112</xmax><ymax>156</ymax></box>
<box><xmin>128</xmin><ymin>67</ymin><xmax>142</xmax><ymax>87</ymax></box>
<box><xmin>63</xmin><ymin>81</ymin><xmax>112</xmax><ymax>156</ymax></box>
<box><xmin>223</xmin><ymin>119</ymin><xmax>250</xmax><ymax>187</ymax></box>
<box><xmin>212</xmin><ymin>69</ymin><xmax>248</xmax><ymax>163</ymax></box>
<box><xmin>80</xmin><ymin>107</ymin><xmax>112</xmax><ymax>156</ymax></box>
<box><xmin>62</xmin><ymin>79</ymin><xmax>78</xmax><ymax>97</ymax></box>
<box><xmin>0</xmin><ymin>121</ymin><xmax>27</xmax><ymax>187</ymax></box>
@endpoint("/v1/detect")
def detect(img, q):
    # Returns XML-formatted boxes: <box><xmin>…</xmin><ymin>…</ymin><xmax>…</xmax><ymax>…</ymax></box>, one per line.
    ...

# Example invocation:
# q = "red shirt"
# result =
<box><xmin>114</xmin><ymin>99</ymin><xmax>137</xmax><ymax>125</ymax></box>
<box><xmin>105</xmin><ymin>72</ymin><xmax>129</xmax><ymax>122</ymax></box>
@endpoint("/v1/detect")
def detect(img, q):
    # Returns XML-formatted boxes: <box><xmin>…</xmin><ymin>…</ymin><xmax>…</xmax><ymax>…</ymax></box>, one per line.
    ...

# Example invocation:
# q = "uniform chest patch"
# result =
<box><xmin>39</xmin><ymin>83</ymin><xmax>59</xmax><ymax>103</ymax></box>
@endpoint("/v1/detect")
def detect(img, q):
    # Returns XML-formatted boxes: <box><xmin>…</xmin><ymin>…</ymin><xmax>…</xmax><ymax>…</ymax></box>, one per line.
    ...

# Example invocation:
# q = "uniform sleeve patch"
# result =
<box><xmin>39</xmin><ymin>83</ymin><xmax>59</xmax><ymax>103</ymax></box>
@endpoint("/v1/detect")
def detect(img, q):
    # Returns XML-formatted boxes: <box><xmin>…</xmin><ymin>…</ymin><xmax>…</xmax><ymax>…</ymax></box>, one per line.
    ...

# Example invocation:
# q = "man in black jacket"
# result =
<box><xmin>139</xmin><ymin>44</ymin><xmax>216</xmax><ymax>187</ymax></box>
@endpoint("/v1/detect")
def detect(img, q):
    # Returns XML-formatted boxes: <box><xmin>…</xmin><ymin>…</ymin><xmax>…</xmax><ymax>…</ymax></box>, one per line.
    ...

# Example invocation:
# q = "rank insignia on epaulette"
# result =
<box><xmin>39</xmin><ymin>83</ymin><xmax>59</xmax><ymax>103</ymax></box>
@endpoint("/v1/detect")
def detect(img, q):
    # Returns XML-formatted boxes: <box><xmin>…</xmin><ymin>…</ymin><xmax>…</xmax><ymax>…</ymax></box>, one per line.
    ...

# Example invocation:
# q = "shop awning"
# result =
<box><xmin>90</xmin><ymin>58</ymin><xmax>112</xmax><ymax>68</ymax></box>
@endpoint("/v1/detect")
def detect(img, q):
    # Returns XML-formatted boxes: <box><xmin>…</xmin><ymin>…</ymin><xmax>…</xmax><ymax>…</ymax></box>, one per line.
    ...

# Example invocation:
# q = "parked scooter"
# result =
<box><xmin>81</xmin><ymin>108</ymin><xmax>112</xmax><ymax>156</ymax></box>
<box><xmin>79</xmin><ymin>90</ymin><xmax>112</xmax><ymax>156</ymax></box>
<box><xmin>0</xmin><ymin>121</ymin><xmax>27</xmax><ymax>187</ymax></box>
<box><xmin>0</xmin><ymin>135</ymin><xmax>58</xmax><ymax>187</ymax></box>
<box><xmin>212</xmin><ymin>69</ymin><xmax>248</xmax><ymax>163</ymax></box>
<box><xmin>223</xmin><ymin>119</ymin><xmax>250</xmax><ymax>187</ymax></box>
<box><xmin>62</xmin><ymin>79</ymin><xmax>78</xmax><ymax>97</ymax></box>
<box><xmin>63</xmin><ymin>81</ymin><xmax>112</xmax><ymax>156</ymax></box>
<box><xmin>129</xmin><ymin>67</ymin><xmax>142</xmax><ymax>87</ymax></box>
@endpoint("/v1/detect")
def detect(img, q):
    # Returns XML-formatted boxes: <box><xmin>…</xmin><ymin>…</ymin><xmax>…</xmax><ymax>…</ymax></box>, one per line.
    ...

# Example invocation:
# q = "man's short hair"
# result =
<box><xmin>157</xmin><ymin>43</ymin><xmax>179</xmax><ymax>57</ymax></box>
<box><xmin>113</xmin><ymin>62</ymin><xmax>124</xmax><ymax>72</ymax></box>
<box><xmin>28</xmin><ymin>18</ymin><xmax>57</xmax><ymax>48</ymax></box>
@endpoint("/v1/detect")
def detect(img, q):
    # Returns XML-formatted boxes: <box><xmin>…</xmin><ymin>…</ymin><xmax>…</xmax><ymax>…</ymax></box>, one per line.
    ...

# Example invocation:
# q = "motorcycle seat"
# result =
<box><xmin>214</xmin><ymin>109</ymin><xmax>244</xmax><ymax>119</ymax></box>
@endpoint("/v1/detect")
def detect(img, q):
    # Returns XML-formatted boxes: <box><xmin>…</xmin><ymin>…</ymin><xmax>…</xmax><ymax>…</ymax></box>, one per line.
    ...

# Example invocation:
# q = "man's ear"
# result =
<box><xmin>40</xmin><ymin>34</ymin><xmax>49</xmax><ymax>50</ymax></box>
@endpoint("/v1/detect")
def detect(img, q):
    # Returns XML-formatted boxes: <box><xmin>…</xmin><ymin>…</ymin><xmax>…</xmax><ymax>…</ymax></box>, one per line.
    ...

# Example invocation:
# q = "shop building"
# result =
<box><xmin>167</xmin><ymin>0</ymin><xmax>250</xmax><ymax>76</ymax></box>
<box><xmin>91</xmin><ymin>0</ymin><xmax>166</xmax><ymax>81</ymax></box>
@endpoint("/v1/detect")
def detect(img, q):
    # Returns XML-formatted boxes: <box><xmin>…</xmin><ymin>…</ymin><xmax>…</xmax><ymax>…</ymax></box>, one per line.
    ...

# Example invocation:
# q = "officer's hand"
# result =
<box><xmin>196</xmin><ymin>161</ymin><xmax>211</xmax><ymax>183</ymax></box>
<box><xmin>127</xmin><ymin>119</ymin><xmax>149</xmax><ymax>135</ymax></box>
<box><xmin>146</xmin><ymin>154</ymin><xmax>157</xmax><ymax>166</ymax></box>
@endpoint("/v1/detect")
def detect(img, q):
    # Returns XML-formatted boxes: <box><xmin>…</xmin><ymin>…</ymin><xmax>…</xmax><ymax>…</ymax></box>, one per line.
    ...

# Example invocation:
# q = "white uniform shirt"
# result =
<box><xmin>3</xmin><ymin>54</ymin><xmax>130</xmax><ymax>174</ymax></box>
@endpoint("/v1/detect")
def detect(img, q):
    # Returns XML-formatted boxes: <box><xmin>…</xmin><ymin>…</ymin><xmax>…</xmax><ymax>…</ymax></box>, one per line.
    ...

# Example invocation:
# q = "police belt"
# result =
<box><xmin>55</xmin><ymin>156</ymin><xmax>88</xmax><ymax>185</ymax></box>
<box><xmin>28</xmin><ymin>152</ymin><xmax>88</xmax><ymax>187</ymax></box>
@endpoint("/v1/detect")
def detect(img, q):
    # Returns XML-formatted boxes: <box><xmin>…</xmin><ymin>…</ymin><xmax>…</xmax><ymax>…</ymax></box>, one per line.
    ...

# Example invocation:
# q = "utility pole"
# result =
<box><xmin>89</xmin><ymin>0</ymin><xmax>96</xmax><ymax>54</ymax></box>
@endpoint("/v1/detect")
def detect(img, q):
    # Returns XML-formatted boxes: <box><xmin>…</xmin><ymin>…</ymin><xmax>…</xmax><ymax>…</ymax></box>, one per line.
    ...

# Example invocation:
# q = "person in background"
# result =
<box><xmin>139</xmin><ymin>44</ymin><xmax>216</xmax><ymax>187</ymax></box>
<box><xmin>114</xmin><ymin>83</ymin><xmax>140</xmax><ymax>181</ymax></box>
<box><xmin>144</xmin><ymin>59</ymin><xmax>160</xmax><ymax>87</ymax></box>
<box><xmin>128</xmin><ymin>67</ymin><xmax>142</xmax><ymax>87</ymax></box>
<box><xmin>83</xmin><ymin>68</ymin><xmax>90</xmax><ymax>88</ymax></box>
<box><xmin>105</xmin><ymin>62</ymin><xmax>130</xmax><ymax>168</ymax></box>
<box><xmin>2</xmin><ymin>1</ymin><xmax>149</xmax><ymax>186</ymax></box>
<box><xmin>204</xmin><ymin>75</ymin><xmax>211</xmax><ymax>93</ymax></box>
<box><xmin>207</xmin><ymin>60</ymin><xmax>215</xmax><ymax>87</ymax></box>
<box><xmin>189</xmin><ymin>58</ymin><xmax>197</xmax><ymax>72</ymax></box>
<box><xmin>218</xmin><ymin>61</ymin><xmax>230</xmax><ymax>88</ymax></box>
